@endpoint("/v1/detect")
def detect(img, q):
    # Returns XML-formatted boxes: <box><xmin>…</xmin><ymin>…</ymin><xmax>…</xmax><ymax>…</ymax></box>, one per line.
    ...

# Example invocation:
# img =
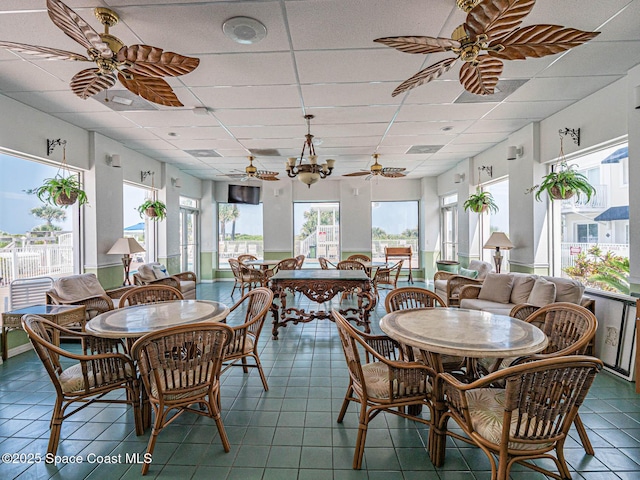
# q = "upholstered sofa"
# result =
<box><xmin>133</xmin><ymin>262</ymin><xmax>197</xmax><ymax>299</ymax></box>
<box><xmin>434</xmin><ymin>260</ymin><xmax>493</xmax><ymax>306</ymax></box>
<box><xmin>458</xmin><ymin>272</ymin><xmax>594</xmax><ymax>315</ymax></box>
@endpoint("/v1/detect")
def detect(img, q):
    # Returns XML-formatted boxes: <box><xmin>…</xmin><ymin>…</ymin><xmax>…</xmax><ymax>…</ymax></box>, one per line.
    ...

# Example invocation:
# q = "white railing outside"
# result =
<box><xmin>0</xmin><ymin>243</ymin><xmax>74</xmax><ymax>285</ymax></box>
<box><xmin>298</xmin><ymin>225</ymin><xmax>340</xmax><ymax>260</ymax></box>
<box><xmin>561</xmin><ymin>184</ymin><xmax>608</xmax><ymax>210</ymax></box>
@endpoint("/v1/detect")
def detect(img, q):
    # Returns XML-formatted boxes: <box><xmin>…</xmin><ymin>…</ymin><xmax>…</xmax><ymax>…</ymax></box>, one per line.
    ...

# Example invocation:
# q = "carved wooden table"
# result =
<box><xmin>269</xmin><ymin>269</ymin><xmax>375</xmax><ymax>339</ymax></box>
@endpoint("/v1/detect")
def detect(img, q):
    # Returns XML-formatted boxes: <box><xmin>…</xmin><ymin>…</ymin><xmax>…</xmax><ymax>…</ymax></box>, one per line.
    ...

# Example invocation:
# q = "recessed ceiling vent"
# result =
<box><xmin>405</xmin><ymin>145</ymin><xmax>444</xmax><ymax>154</ymax></box>
<box><xmin>99</xmin><ymin>90</ymin><xmax>157</xmax><ymax>111</ymax></box>
<box><xmin>185</xmin><ymin>149</ymin><xmax>221</xmax><ymax>158</ymax></box>
<box><xmin>250</xmin><ymin>148</ymin><xmax>281</xmax><ymax>156</ymax></box>
<box><xmin>454</xmin><ymin>79</ymin><xmax>529</xmax><ymax>103</ymax></box>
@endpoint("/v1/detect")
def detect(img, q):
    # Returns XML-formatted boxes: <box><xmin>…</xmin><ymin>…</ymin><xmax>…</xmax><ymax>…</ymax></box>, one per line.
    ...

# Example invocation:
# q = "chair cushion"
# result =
<box><xmin>468</xmin><ymin>260</ymin><xmax>493</xmax><ymax>280</ymax></box>
<box><xmin>542</xmin><ymin>276</ymin><xmax>584</xmax><ymax>304</ymax></box>
<box><xmin>149</xmin><ymin>377</ymin><xmax>211</xmax><ymax>401</ymax></box>
<box><xmin>459</xmin><ymin>268</ymin><xmax>479</xmax><ymax>279</ymax></box>
<box><xmin>53</xmin><ymin>274</ymin><xmax>106</xmax><ymax>302</ymax></box>
<box><xmin>434</xmin><ymin>279</ymin><xmax>447</xmax><ymax>297</ymax></box>
<box><xmin>153</xmin><ymin>264</ymin><xmax>169</xmax><ymax>279</ymax></box>
<box><xmin>510</xmin><ymin>274</ymin><xmax>537</xmax><ymax>304</ymax></box>
<box><xmin>527</xmin><ymin>278</ymin><xmax>557</xmax><ymax>307</ymax></box>
<box><xmin>361</xmin><ymin>362</ymin><xmax>431</xmax><ymax>400</ymax></box>
<box><xmin>459</xmin><ymin>299</ymin><xmax>516</xmax><ymax>316</ymax></box>
<box><xmin>137</xmin><ymin>263</ymin><xmax>159</xmax><ymax>282</ymax></box>
<box><xmin>478</xmin><ymin>273</ymin><xmax>513</xmax><ymax>304</ymax></box>
<box><xmin>466</xmin><ymin>388</ymin><xmax>553</xmax><ymax>450</ymax></box>
<box><xmin>227</xmin><ymin>334</ymin><xmax>255</xmax><ymax>355</ymax></box>
<box><xmin>59</xmin><ymin>362</ymin><xmax>133</xmax><ymax>393</ymax></box>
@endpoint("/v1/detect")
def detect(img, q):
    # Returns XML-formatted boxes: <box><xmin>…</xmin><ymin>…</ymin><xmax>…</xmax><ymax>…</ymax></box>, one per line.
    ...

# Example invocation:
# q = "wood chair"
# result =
<box><xmin>274</xmin><ymin>257</ymin><xmax>298</xmax><ymax>271</ymax></box>
<box><xmin>318</xmin><ymin>257</ymin><xmax>336</xmax><ymax>269</ymax></box>
<box><xmin>333</xmin><ymin>310</ymin><xmax>433</xmax><ymax>470</ymax></box>
<box><xmin>346</xmin><ymin>255</ymin><xmax>372</xmax><ymax>275</ymax></box>
<box><xmin>336</xmin><ymin>260</ymin><xmax>366</xmax><ymax>271</ymax></box>
<box><xmin>385</xmin><ymin>286</ymin><xmax>446</xmax><ymax>313</ymax></box>
<box><xmin>372</xmin><ymin>260</ymin><xmax>403</xmax><ymax>298</ymax></box>
<box><xmin>222</xmin><ymin>287</ymin><xmax>274</xmax><ymax>391</ymax></box>
<box><xmin>238</xmin><ymin>254</ymin><xmax>258</xmax><ymax>265</ymax></box>
<box><xmin>440</xmin><ymin>355</ymin><xmax>603</xmax><ymax>480</ymax></box>
<box><xmin>229</xmin><ymin>258</ymin><xmax>267</xmax><ymax>297</ymax></box>
<box><xmin>295</xmin><ymin>254</ymin><xmax>305</xmax><ymax>269</ymax></box>
<box><xmin>22</xmin><ymin>314</ymin><xmax>143</xmax><ymax>457</ymax></box>
<box><xmin>131</xmin><ymin>323</ymin><xmax>234</xmax><ymax>475</ymax></box>
<box><xmin>118</xmin><ymin>285</ymin><xmax>184</xmax><ymax>308</ymax></box>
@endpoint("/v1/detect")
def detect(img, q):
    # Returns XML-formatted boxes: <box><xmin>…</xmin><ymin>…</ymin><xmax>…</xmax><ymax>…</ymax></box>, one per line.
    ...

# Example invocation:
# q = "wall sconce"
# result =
<box><xmin>453</xmin><ymin>173</ymin><xmax>465</xmax><ymax>184</ymax></box>
<box><xmin>107</xmin><ymin>154</ymin><xmax>121</xmax><ymax>168</ymax></box>
<box><xmin>506</xmin><ymin>146</ymin><xmax>523</xmax><ymax>161</ymax></box>
<box><xmin>171</xmin><ymin>177</ymin><xmax>182</xmax><ymax>188</ymax></box>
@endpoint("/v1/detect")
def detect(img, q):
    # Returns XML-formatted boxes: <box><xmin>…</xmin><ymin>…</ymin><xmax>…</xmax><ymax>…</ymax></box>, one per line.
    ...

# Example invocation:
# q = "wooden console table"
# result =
<box><xmin>385</xmin><ymin>246</ymin><xmax>413</xmax><ymax>283</ymax></box>
<box><xmin>269</xmin><ymin>270</ymin><xmax>375</xmax><ymax>339</ymax></box>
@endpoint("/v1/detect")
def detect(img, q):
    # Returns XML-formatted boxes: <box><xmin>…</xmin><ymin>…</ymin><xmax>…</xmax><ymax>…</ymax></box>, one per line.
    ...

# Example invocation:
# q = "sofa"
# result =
<box><xmin>133</xmin><ymin>263</ymin><xmax>197</xmax><ymax>299</ymax></box>
<box><xmin>434</xmin><ymin>260</ymin><xmax>493</xmax><ymax>306</ymax></box>
<box><xmin>458</xmin><ymin>272</ymin><xmax>594</xmax><ymax>315</ymax></box>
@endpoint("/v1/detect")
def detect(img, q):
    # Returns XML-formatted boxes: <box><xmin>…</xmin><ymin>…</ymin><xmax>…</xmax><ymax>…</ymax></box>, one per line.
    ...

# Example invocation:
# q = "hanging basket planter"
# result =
<box><xmin>33</xmin><ymin>143</ymin><xmax>88</xmax><ymax>208</ymax></box>
<box><xmin>550</xmin><ymin>185</ymin><xmax>575</xmax><ymax>200</ymax></box>
<box><xmin>55</xmin><ymin>190</ymin><xmax>78</xmax><ymax>206</ymax></box>
<box><xmin>137</xmin><ymin>200</ymin><xmax>167</xmax><ymax>221</ymax></box>
<box><xmin>463</xmin><ymin>189</ymin><xmax>498</xmax><ymax>214</ymax></box>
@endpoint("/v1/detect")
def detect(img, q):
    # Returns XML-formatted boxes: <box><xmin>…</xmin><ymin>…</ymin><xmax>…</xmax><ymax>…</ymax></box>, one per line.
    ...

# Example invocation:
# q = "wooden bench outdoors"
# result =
<box><xmin>384</xmin><ymin>246</ymin><xmax>413</xmax><ymax>284</ymax></box>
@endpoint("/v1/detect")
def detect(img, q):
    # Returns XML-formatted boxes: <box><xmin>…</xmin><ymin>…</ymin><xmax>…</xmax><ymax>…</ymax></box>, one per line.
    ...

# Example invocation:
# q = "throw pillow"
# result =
<box><xmin>152</xmin><ymin>264</ymin><xmax>169</xmax><ymax>279</ymax></box>
<box><xmin>468</xmin><ymin>260</ymin><xmax>493</xmax><ymax>280</ymax></box>
<box><xmin>459</xmin><ymin>267</ymin><xmax>479</xmax><ymax>279</ymax></box>
<box><xmin>510</xmin><ymin>274</ymin><xmax>537</xmax><ymax>304</ymax></box>
<box><xmin>477</xmin><ymin>273</ymin><xmax>514</xmax><ymax>304</ymax></box>
<box><xmin>527</xmin><ymin>277</ymin><xmax>556</xmax><ymax>307</ymax></box>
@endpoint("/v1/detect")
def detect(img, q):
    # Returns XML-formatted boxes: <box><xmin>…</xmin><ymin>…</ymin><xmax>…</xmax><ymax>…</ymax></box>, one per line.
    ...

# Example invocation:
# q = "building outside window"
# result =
<box><xmin>294</xmin><ymin>203</ymin><xmax>339</xmax><ymax>266</ymax></box>
<box><xmin>371</xmin><ymin>201</ymin><xmax>419</xmax><ymax>269</ymax></box>
<box><xmin>218</xmin><ymin>203</ymin><xmax>263</xmax><ymax>269</ymax></box>
<box><xmin>123</xmin><ymin>183</ymin><xmax>155</xmax><ymax>272</ymax></box>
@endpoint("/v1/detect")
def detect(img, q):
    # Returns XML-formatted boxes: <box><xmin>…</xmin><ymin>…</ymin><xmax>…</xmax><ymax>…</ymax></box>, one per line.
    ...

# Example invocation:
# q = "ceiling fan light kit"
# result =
<box><xmin>286</xmin><ymin>115</ymin><xmax>336</xmax><ymax>188</ymax></box>
<box><xmin>374</xmin><ymin>0</ymin><xmax>600</xmax><ymax>97</ymax></box>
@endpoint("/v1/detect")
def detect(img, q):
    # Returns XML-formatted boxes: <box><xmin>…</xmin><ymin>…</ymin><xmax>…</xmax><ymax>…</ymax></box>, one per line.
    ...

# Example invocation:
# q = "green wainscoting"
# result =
<box><xmin>509</xmin><ymin>264</ymin><xmax>549</xmax><ymax>275</ymax></box>
<box><xmin>87</xmin><ymin>265</ymin><xmax>126</xmax><ymax>291</ymax></box>
<box><xmin>264</xmin><ymin>251</ymin><xmax>292</xmax><ymax>261</ymax></box>
<box><xmin>200</xmin><ymin>251</ymin><xmax>214</xmax><ymax>281</ymax></box>
<box><xmin>341</xmin><ymin>251</ymin><xmax>372</xmax><ymax>260</ymax></box>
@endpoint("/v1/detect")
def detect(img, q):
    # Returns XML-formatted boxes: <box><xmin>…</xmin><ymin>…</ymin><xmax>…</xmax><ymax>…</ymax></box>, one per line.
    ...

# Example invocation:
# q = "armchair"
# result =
<box><xmin>433</xmin><ymin>260</ymin><xmax>493</xmax><ymax>306</ymax></box>
<box><xmin>133</xmin><ymin>262</ymin><xmax>196</xmax><ymax>299</ymax></box>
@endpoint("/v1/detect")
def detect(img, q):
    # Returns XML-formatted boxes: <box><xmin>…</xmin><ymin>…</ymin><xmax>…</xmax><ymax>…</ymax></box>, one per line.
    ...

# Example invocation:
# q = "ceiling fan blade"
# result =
<box><xmin>373</xmin><ymin>36</ymin><xmax>460</xmax><ymax>54</ymax></box>
<box><xmin>0</xmin><ymin>41</ymin><xmax>89</xmax><ymax>61</ymax></box>
<box><xmin>459</xmin><ymin>56</ymin><xmax>503</xmax><ymax>95</ymax></box>
<box><xmin>46</xmin><ymin>0</ymin><xmax>112</xmax><ymax>59</ymax></box>
<box><xmin>70</xmin><ymin>68</ymin><xmax>116</xmax><ymax>98</ymax></box>
<box><xmin>256</xmin><ymin>170</ymin><xmax>279</xmax><ymax>177</ymax></box>
<box><xmin>257</xmin><ymin>175</ymin><xmax>279</xmax><ymax>182</ymax></box>
<box><xmin>391</xmin><ymin>57</ymin><xmax>457</xmax><ymax>97</ymax></box>
<box><xmin>117</xmin><ymin>45</ymin><xmax>200</xmax><ymax>77</ymax></box>
<box><xmin>343</xmin><ymin>171</ymin><xmax>371</xmax><ymax>177</ymax></box>
<box><xmin>118</xmin><ymin>72</ymin><xmax>184</xmax><ymax>107</ymax></box>
<box><xmin>382</xmin><ymin>167</ymin><xmax>407</xmax><ymax>173</ymax></box>
<box><xmin>489</xmin><ymin>25</ymin><xmax>600</xmax><ymax>60</ymax></box>
<box><xmin>466</xmin><ymin>0</ymin><xmax>535</xmax><ymax>42</ymax></box>
<box><xmin>381</xmin><ymin>172</ymin><xmax>407</xmax><ymax>178</ymax></box>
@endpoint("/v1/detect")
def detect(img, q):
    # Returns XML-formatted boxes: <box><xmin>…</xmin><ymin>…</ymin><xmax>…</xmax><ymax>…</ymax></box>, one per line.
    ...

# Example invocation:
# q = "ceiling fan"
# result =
<box><xmin>0</xmin><ymin>0</ymin><xmax>199</xmax><ymax>107</ymax></box>
<box><xmin>219</xmin><ymin>156</ymin><xmax>280</xmax><ymax>182</ymax></box>
<box><xmin>343</xmin><ymin>154</ymin><xmax>407</xmax><ymax>180</ymax></box>
<box><xmin>374</xmin><ymin>0</ymin><xmax>600</xmax><ymax>97</ymax></box>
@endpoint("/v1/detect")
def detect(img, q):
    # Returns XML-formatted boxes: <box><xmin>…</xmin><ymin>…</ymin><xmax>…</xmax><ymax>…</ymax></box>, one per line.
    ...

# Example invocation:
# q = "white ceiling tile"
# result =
<box><xmin>301</xmin><ymin>83</ymin><xmax>402</xmax><ymax>107</ymax></box>
<box><xmin>505</xmin><ymin>76</ymin><xmax>623</xmax><ymax>103</ymax></box>
<box><xmin>484</xmin><ymin>101</ymin><xmax>575</xmax><ymax>121</ymax></box>
<box><xmin>191</xmin><ymin>85</ymin><xmax>302</xmax><ymax>109</ymax></box>
<box><xmin>395</xmin><ymin>104</ymin><xmax>498</xmax><ymax>122</ymax></box>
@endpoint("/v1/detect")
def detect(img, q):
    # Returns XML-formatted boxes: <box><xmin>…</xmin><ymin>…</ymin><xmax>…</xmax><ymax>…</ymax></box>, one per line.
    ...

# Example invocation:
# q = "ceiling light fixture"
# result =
<box><xmin>286</xmin><ymin>115</ymin><xmax>336</xmax><ymax>188</ymax></box>
<box><xmin>223</xmin><ymin>16</ymin><xmax>267</xmax><ymax>45</ymax></box>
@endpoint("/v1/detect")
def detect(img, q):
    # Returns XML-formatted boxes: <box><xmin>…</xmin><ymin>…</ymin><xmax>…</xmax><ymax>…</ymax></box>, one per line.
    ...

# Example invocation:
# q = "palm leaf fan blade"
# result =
<box><xmin>70</xmin><ymin>68</ymin><xmax>116</xmax><ymax>98</ymax></box>
<box><xmin>489</xmin><ymin>25</ymin><xmax>600</xmax><ymax>60</ymax></box>
<box><xmin>0</xmin><ymin>41</ymin><xmax>89</xmax><ymax>61</ymax></box>
<box><xmin>46</xmin><ymin>0</ymin><xmax>112</xmax><ymax>58</ymax></box>
<box><xmin>466</xmin><ymin>0</ymin><xmax>535</xmax><ymax>41</ymax></box>
<box><xmin>118</xmin><ymin>73</ymin><xmax>183</xmax><ymax>107</ymax></box>
<box><xmin>117</xmin><ymin>45</ymin><xmax>200</xmax><ymax>77</ymax></box>
<box><xmin>392</xmin><ymin>57</ymin><xmax>457</xmax><ymax>97</ymax></box>
<box><xmin>373</xmin><ymin>36</ymin><xmax>460</xmax><ymax>54</ymax></box>
<box><xmin>459</xmin><ymin>56</ymin><xmax>503</xmax><ymax>95</ymax></box>
<box><xmin>343</xmin><ymin>171</ymin><xmax>371</xmax><ymax>177</ymax></box>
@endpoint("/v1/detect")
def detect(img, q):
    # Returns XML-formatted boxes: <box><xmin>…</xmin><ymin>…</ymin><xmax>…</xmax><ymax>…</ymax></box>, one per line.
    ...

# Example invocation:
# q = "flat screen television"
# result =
<box><xmin>228</xmin><ymin>184</ymin><xmax>260</xmax><ymax>205</ymax></box>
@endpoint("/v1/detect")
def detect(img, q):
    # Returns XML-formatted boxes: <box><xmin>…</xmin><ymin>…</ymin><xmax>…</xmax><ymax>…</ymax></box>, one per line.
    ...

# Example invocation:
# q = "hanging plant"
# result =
<box><xmin>463</xmin><ymin>189</ymin><xmax>498</xmax><ymax>214</ymax></box>
<box><xmin>33</xmin><ymin>142</ymin><xmax>88</xmax><ymax>207</ymax></box>
<box><xmin>137</xmin><ymin>199</ymin><xmax>167</xmax><ymax>221</ymax></box>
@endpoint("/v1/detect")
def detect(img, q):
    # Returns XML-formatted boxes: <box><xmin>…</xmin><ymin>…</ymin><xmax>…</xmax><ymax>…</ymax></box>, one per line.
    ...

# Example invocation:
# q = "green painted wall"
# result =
<box><xmin>87</xmin><ymin>265</ymin><xmax>125</xmax><ymax>291</ymax></box>
<box><xmin>341</xmin><ymin>251</ymin><xmax>372</xmax><ymax>260</ymax></box>
<box><xmin>264</xmin><ymin>251</ymin><xmax>292</xmax><ymax>261</ymax></box>
<box><xmin>200</xmin><ymin>252</ymin><xmax>214</xmax><ymax>281</ymax></box>
<box><xmin>6</xmin><ymin>330</ymin><xmax>28</xmax><ymax>353</ymax></box>
<box><xmin>422</xmin><ymin>251</ymin><xmax>437</xmax><ymax>279</ymax></box>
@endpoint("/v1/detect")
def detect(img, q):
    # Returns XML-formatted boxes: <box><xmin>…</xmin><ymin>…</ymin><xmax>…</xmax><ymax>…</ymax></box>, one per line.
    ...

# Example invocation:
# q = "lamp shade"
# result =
<box><xmin>483</xmin><ymin>232</ymin><xmax>514</xmax><ymax>250</ymax></box>
<box><xmin>107</xmin><ymin>237</ymin><xmax>145</xmax><ymax>255</ymax></box>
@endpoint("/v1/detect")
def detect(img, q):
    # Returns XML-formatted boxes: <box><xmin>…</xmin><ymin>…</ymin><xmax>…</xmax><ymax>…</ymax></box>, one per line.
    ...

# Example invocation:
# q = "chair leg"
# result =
<box><xmin>353</xmin><ymin>404</ymin><xmax>370</xmax><ymax>469</ymax></box>
<box><xmin>210</xmin><ymin>392</ymin><xmax>231</xmax><ymax>452</ymax></box>
<box><xmin>241</xmin><ymin>356</ymin><xmax>249</xmax><ymax>373</ymax></box>
<box><xmin>573</xmin><ymin>413</ymin><xmax>594</xmax><ymax>455</ymax></box>
<box><xmin>141</xmin><ymin>408</ymin><xmax>164</xmax><ymax>475</ymax></box>
<box><xmin>47</xmin><ymin>398</ymin><xmax>64</xmax><ymax>456</ymax></box>
<box><xmin>131</xmin><ymin>383</ymin><xmax>144</xmax><ymax>436</ymax></box>
<box><xmin>251</xmin><ymin>353</ymin><xmax>269</xmax><ymax>391</ymax></box>
<box><xmin>337</xmin><ymin>383</ymin><xmax>354</xmax><ymax>423</ymax></box>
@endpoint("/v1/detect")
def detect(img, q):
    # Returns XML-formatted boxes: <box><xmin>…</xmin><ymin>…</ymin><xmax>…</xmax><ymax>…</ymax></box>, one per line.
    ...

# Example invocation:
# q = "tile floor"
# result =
<box><xmin>0</xmin><ymin>280</ymin><xmax>639</xmax><ymax>479</ymax></box>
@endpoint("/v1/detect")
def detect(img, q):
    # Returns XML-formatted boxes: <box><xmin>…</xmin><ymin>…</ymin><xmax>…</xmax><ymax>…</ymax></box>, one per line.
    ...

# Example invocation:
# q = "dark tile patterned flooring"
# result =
<box><xmin>0</xmin><ymin>280</ymin><xmax>639</xmax><ymax>479</ymax></box>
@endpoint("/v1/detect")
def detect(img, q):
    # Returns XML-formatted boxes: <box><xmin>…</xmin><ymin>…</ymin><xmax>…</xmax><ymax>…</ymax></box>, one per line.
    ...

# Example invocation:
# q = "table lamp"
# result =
<box><xmin>483</xmin><ymin>232</ymin><xmax>514</xmax><ymax>274</ymax></box>
<box><xmin>107</xmin><ymin>237</ymin><xmax>145</xmax><ymax>285</ymax></box>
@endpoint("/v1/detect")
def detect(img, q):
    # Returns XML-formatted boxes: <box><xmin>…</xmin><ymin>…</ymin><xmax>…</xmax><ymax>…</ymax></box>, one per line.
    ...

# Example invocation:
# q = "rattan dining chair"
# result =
<box><xmin>384</xmin><ymin>286</ymin><xmax>446</xmax><ymax>313</ymax></box>
<box><xmin>222</xmin><ymin>287</ymin><xmax>273</xmax><ymax>391</ymax></box>
<box><xmin>238</xmin><ymin>254</ymin><xmax>258</xmax><ymax>265</ymax></box>
<box><xmin>295</xmin><ymin>254</ymin><xmax>305</xmax><ymax>269</ymax></box>
<box><xmin>118</xmin><ymin>284</ymin><xmax>184</xmax><ymax>308</ymax></box>
<box><xmin>229</xmin><ymin>258</ymin><xmax>266</xmax><ymax>296</ymax></box>
<box><xmin>318</xmin><ymin>257</ymin><xmax>336</xmax><ymax>269</ymax></box>
<box><xmin>372</xmin><ymin>260</ymin><xmax>403</xmax><ymax>298</ymax></box>
<box><xmin>333</xmin><ymin>310</ymin><xmax>433</xmax><ymax>470</ymax></box>
<box><xmin>440</xmin><ymin>355</ymin><xmax>603</xmax><ymax>480</ymax></box>
<box><xmin>22</xmin><ymin>314</ymin><xmax>143</xmax><ymax>457</ymax></box>
<box><xmin>131</xmin><ymin>322</ymin><xmax>234</xmax><ymax>475</ymax></box>
<box><xmin>346</xmin><ymin>254</ymin><xmax>371</xmax><ymax>262</ymax></box>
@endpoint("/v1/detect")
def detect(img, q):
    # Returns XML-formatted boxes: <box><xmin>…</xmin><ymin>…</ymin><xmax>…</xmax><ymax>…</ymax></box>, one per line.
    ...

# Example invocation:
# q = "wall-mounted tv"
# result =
<box><xmin>228</xmin><ymin>184</ymin><xmax>261</xmax><ymax>205</ymax></box>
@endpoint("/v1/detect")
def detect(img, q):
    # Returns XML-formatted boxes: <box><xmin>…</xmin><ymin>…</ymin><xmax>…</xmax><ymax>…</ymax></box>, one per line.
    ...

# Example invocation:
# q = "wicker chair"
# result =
<box><xmin>22</xmin><ymin>314</ymin><xmax>143</xmax><ymax>457</ymax></box>
<box><xmin>133</xmin><ymin>263</ymin><xmax>197</xmax><ymax>299</ymax></box>
<box><xmin>118</xmin><ymin>285</ymin><xmax>184</xmax><ymax>308</ymax></box>
<box><xmin>346</xmin><ymin>254</ymin><xmax>371</xmax><ymax>262</ymax></box>
<box><xmin>131</xmin><ymin>323</ymin><xmax>234</xmax><ymax>475</ymax></box>
<box><xmin>295</xmin><ymin>254</ymin><xmax>305</xmax><ymax>269</ymax></box>
<box><xmin>385</xmin><ymin>287</ymin><xmax>446</xmax><ymax>313</ymax></box>
<box><xmin>318</xmin><ymin>257</ymin><xmax>336</xmax><ymax>269</ymax></box>
<box><xmin>45</xmin><ymin>273</ymin><xmax>130</xmax><ymax>320</ymax></box>
<box><xmin>222</xmin><ymin>287</ymin><xmax>274</xmax><ymax>391</ymax></box>
<box><xmin>336</xmin><ymin>260</ymin><xmax>366</xmax><ymax>271</ymax></box>
<box><xmin>229</xmin><ymin>258</ymin><xmax>267</xmax><ymax>297</ymax></box>
<box><xmin>372</xmin><ymin>260</ymin><xmax>403</xmax><ymax>298</ymax></box>
<box><xmin>333</xmin><ymin>310</ymin><xmax>433</xmax><ymax>469</ymax></box>
<box><xmin>440</xmin><ymin>355</ymin><xmax>603</xmax><ymax>480</ymax></box>
<box><xmin>274</xmin><ymin>257</ymin><xmax>298</xmax><ymax>272</ymax></box>
<box><xmin>238</xmin><ymin>254</ymin><xmax>258</xmax><ymax>265</ymax></box>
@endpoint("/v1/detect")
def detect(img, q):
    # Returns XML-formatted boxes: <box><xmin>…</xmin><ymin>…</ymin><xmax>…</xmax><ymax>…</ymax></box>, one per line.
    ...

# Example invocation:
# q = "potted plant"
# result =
<box><xmin>34</xmin><ymin>174</ymin><xmax>88</xmax><ymax>207</ymax></box>
<box><xmin>531</xmin><ymin>161</ymin><xmax>595</xmax><ymax>202</ymax></box>
<box><xmin>137</xmin><ymin>199</ymin><xmax>167</xmax><ymax>221</ymax></box>
<box><xmin>463</xmin><ymin>189</ymin><xmax>498</xmax><ymax>214</ymax></box>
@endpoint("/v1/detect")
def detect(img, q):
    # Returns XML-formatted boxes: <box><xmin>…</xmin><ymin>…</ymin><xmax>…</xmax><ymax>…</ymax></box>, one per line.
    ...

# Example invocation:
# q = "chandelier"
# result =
<box><xmin>286</xmin><ymin>114</ymin><xmax>336</xmax><ymax>188</ymax></box>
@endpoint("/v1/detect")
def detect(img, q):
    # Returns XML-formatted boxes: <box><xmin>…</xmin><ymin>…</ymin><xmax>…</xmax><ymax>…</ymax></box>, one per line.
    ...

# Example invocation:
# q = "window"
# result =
<box><xmin>0</xmin><ymin>151</ymin><xmax>81</xmax><ymax>302</ymax></box>
<box><xmin>180</xmin><ymin>197</ymin><xmax>199</xmax><ymax>275</ymax></box>
<box><xmin>371</xmin><ymin>201</ymin><xmax>419</xmax><ymax>269</ymax></box>
<box><xmin>294</xmin><ymin>203</ymin><xmax>339</xmax><ymax>266</ymax></box>
<box><xmin>555</xmin><ymin>141</ymin><xmax>629</xmax><ymax>294</ymax></box>
<box><xmin>481</xmin><ymin>180</ymin><xmax>510</xmax><ymax>269</ymax></box>
<box><xmin>218</xmin><ymin>203</ymin><xmax>263</xmax><ymax>268</ymax></box>
<box><xmin>440</xmin><ymin>194</ymin><xmax>458</xmax><ymax>261</ymax></box>
<box><xmin>123</xmin><ymin>183</ymin><xmax>155</xmax><ymax>272</ymax></box>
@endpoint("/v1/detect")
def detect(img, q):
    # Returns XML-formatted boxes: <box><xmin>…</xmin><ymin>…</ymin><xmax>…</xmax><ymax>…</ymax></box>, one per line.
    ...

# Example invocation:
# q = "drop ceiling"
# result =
<box><xmin>0</xmin><ymin>0</ymin><xmax>638</xmax><ymax>181</ymax></box>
